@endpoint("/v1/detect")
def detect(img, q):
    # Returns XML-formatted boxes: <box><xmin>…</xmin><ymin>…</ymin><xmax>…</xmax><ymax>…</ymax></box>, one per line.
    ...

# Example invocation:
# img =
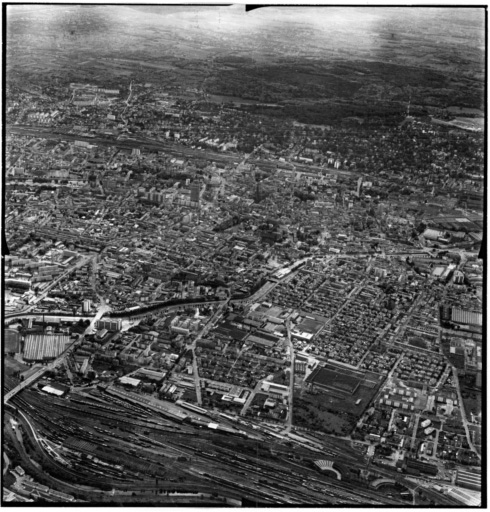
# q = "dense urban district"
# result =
<box><xmin>3</xmin><ymin>5</ymin><xmax>484</xmax><ymax>507</ymax></box>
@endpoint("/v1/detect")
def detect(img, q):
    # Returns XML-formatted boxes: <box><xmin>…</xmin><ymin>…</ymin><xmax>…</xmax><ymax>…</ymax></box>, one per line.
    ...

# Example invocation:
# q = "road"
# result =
<box><xmin>240</xmin><ymin>380</ymin><xmax>263</xmax><ymax>417</ymax></box>
<box><xmin>451</xmin><ymin>367</ymin><xmax>480</xmax><ymax>459</ymax></box>
<box><xmin>3</xmin><ymin>451</ymin><xmax>11</xmax><ymax>477</ymax></box>
<box><xmin>281</xmin><ymin>318</ymin><xmax>295</xmax><ymax>434</ymax></box>
<box><xmin>5</xmin><ymin>312</ymin><xmax>95</xmax><ymax>322</ymax></box>
<box><xmin>410</xmin><ymin>413</ymin><xmax>421</xmax><ymax>451</ymax></box>
<box><xmin>4</xmin><ymin>367</ymin><xmax>50</xmax><ymax>404</ymax></box>
<box><xmin>31</xmin><ymin>255</ymin><xmax>93</xmax><ymax>306</ymax></box>
<box><xmin>4</xmin><ymin>299</ymin><xmax>109</xmax><ymax>404</ymax></box>
<box><xmin>189</xmin><ymin>299</ymin><xmax>230</xmax><ymax>405</ymax></box>
<box><xmin>121</xmin><ymin>80</ymin><xmax>133</xmax><ymax>121</ymax></box>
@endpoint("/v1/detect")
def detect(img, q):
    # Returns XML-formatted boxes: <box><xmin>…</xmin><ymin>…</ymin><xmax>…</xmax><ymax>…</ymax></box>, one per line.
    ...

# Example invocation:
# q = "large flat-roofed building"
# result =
<box><xmin>261</xmin><ymin>381</ymin><xmax>289</xmax><ymax>398</ymax></box>
<box><xmin>23</xmin><ymin>334</ymin><xmax>69</xmax><ymax>362</ymax></box>
<box><xmin>422</xmin><ymin>228</ymin><xmax>445</xmax><ymax>241</ymax></box>
<box><xmin>119</xmin><ymin>376</ymin><xmax>141</xmax><ymax>387</ymax></box>
<box><xmin>456</xmin><ymin>469</ymin><xmax>481</xmax><ymax>491</ymax></box>
<box><xmin>405</xmin><ymin>458</ymin><xmax>438</xmax><ymax>476</ymax></box>
<box><xmin>190</xmin><ymin>182</ymin><xmax>201</xmax><ymax>203</ymax></box>
<box><xmin>41</xmin><ymin>382</ymin><xmax>70</xmax><ymax>397</ymax></box>
<box><xmin>96</xmin><ymin>319</ymin><xmax>122</xmax><ymax>332</ymax></box>
<box><xmin>95</xmin><ymin>328</ymin><xmax>109</xmax><ymax>341</ymax></box>
<box><xmin>306</xmin><ymin>366</ymin><xmax>361</xmax><ymax>395</ymax></box>
<box><xmin>451</xmin><ymin>308</ymin><xmax>482</xmax><ymax>327</ymax></box>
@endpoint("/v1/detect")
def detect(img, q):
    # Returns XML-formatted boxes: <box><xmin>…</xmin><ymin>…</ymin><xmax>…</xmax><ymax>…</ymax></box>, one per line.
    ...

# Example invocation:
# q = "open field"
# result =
<box><xmin>293</xmin><ymin>391</ymin><xmax>355</xmax><ymax>436</ymax></box>
<box><xmin>4</xmin><ymin>329</ymin><xmax>20</xmax><ymax>353</ymax></box>
<box><xmin>4</xmin><ymin>356</ymin><xmax>29</xmax><ymax>376</ymax></box>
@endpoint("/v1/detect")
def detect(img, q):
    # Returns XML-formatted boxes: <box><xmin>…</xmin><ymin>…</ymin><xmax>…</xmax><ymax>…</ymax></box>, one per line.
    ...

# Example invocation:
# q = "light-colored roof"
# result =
<box><xmin>42</xmin><ymin>385</ymin><xmax>64</xmax><ymax>396</ymax></box>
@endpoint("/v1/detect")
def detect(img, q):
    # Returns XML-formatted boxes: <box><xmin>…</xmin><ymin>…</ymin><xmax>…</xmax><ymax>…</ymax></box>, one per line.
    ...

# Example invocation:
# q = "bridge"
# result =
<box><xmin>4</xmin><ymin>367</ymin><xmax>49</xmax><ymax>403</ymax></box>
<box><xmin>370</xmin><ymin>477</ymin><xmax>398</xmax><ymax>489</ymax></box>
<box><xmin>106</xmin><ymin>299</ymin><xmax>228</xmax><ymax>320</ymax></box>
<box><xmin>3</xmin><ymin>334</ymin><xmax>85</xmax><ymax>404</ymax></box>
<box><xmin>5</xmin><ymin>313</ymin><xmax>95</xmax><ymax>322</ymax></box>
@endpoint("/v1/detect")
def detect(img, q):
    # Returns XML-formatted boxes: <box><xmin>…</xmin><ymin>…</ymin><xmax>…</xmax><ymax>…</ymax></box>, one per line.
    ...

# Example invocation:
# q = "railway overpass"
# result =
<box><xmin>3</xmin><ymin>334</ymin><xmax>85</xmax><ymax>405</ymax></box>
<box><xmin>5</xmin><ymin>313</ymin><xmax>95</xmax><ymax>322</ymax></box>
<box><xmin>106</xmin><ymin>299</ymin><xmax>228</xmax><ymax>321</ymax></box>
<box><xmin>3</xmin><ymin>367</ymin><xmax>50</xmax><ymax>403</ymax></box>
<box><xmin>371</xmin><ymin>477</ymin><xmax>397</xmax><ymax>489</ymax></box>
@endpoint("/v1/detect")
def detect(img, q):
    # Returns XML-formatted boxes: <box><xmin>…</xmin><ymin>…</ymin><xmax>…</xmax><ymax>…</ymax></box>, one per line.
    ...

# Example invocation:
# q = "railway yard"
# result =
<box><xmin>5</xmin><ymin>383</ymin><xmax>461</xmax><ymax>506</ymax></box>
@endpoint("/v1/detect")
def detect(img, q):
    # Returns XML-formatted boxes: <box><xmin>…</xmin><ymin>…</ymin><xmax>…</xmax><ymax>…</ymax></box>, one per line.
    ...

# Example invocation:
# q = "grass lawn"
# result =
<box><xmin>462</xmin><ymin>394</ymin><xmax>481</xmax><ymax>417</ymax></box>
<box><xmin>4</xmin><ymin>357</ymin><xmax>29</xmax><ymax>376</ymax></box>
<box><xmin>4</xmin><ymin>329</ymin><xmax>20</xmax><ymax>353</ymax></box>
<box><xmin>293</xmin><ymin>392</ymin><xmax>355</xmax><ymax>435</ymax></box>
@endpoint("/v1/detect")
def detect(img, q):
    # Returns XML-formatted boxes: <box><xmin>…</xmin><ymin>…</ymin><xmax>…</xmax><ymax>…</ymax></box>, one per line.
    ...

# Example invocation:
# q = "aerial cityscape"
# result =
<box><xmin>3</xmin><ymin>4</ymin><xmax>484</xmax><ymax>507</ymax></box>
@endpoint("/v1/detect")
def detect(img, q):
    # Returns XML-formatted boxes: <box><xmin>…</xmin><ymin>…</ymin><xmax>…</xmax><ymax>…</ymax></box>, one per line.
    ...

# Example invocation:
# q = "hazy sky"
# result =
<box><xmin>7</xmin><ymin>4</ymin><xmax>485</xmax><ymax>60</ymax></box>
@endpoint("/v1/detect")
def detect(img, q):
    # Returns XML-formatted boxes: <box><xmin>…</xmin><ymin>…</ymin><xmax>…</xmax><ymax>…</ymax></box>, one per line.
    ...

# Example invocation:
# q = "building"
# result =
<box><xmin>191</xmin><ymin>182</ymin><xmax>201</xmax><ymax>203</ymax></box>
<box><xmin>41</xmin><ymin>382</ymin><xmax>70</xmax><ymax>397</ymax></box>
<box><xmin>261</xmin><ymin>381</ymin><xmax>289</xmax><ymax>398</ymax></box>
<box><xmin>79</xmin><ymin>358</ymin><xmax>89</xmax><ymax>375</ymax></box>
<box><xmin>405</xmin><ymin>458</ymin><xmax>438</xmax><ymax>476</ymax></box>
<box><xmin>306</xmin><ymin>367</ymin><xmax>361</xmax><ymax>395</ymax></box>
<box><xmin>96</xmin><ymin>319</ymin><xmax>122</xmax><ymax>332</ymax></box>
<box><xmin>422</xmin><ymin>228</ymin><xmax>445</xmax><ymax>241</ymax></box>
<box><xmin>6</xmin><ymin>278</ymin><xmax>31</xmax><ymax>290</ymax></box>
<box><xmin>14</xmin><ymin>466</ymin><xmax>25</xmax><ymax>477</ymax></box>
<box><xmin>456</xmin><ymin>469</ymin><xmax>481</xmax><ymax>491</ymax></box>
<box><xmin>82</xmin><ymin>299</ymin><xmax>91</xmax><ymax>314</ymax></box>
<box><xmin>95</xmin><ymin>328</ymin><xmax>109</xmax><ymax>341</ymax></box>
<box><xmin>453</xmin><ymin>271</ymin><xmax>465</xmax><ymax>285</ymax></box>
<box><xmin>23</xmin><ymin>334</ymin><xmax>68</xmax><ymax>362</ymax></box>
<box><xmin>451</xmin><ymin>308</ymin><xmax>482</xmax><ymax>327</ymax></box>
<box><xmin>356</xmin><ymin>176</ymin><xmax>363</xmax><ymax>197</ymax></box>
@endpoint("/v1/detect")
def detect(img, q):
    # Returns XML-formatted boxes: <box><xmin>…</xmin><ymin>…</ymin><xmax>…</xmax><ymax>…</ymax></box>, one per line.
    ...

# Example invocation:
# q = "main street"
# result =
<box><xmin>30</xmin><ymin>255</ymin><xmax>93</xmax><ymax>306</ymax></box>
<box><xmin>189</xmin><ymin>298</ymin><xmax>230</xmax><ymax>405</ymax></box>
<box><xmin>451</xmin><ymin>366</ymin><xmax>481</xmax><ymax>459</ymax></box>
<box><xmin>281</xmin><ymin>318</ymin><xmax>295</xmax><ymax>435</ymax></box>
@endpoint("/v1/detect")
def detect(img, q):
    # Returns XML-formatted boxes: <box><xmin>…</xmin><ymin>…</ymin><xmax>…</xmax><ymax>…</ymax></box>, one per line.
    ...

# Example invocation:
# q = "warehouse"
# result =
<box><xmin>405</xmin><ymin>459</ymin><xmax>438</xmax><ymax>476</ymax></box>
<box><xmin>23</xmin><ymin>334</ymin><xmax>69</xmax><ymax>362</ymax></box>
<box><xmin>261</xmin><ymin>381</ymin><xmax>289</xmax><ymax>398</ymax></box>
<box><xmin>451</xmin><ymin>308</ymin><xmax>482</xmax><ymax>327</ymax></box>
<box><xmin>422</xmin><ymin>228</ymin><xmax>445</xmax><ymax>241</ymax></box>
<box><xmin>306</xmin><ymin>367</ymin><xmax>361</xmax><ymax>395</ymax></box>
<box><xmin>455</xmin><ymin>469</ymin><xmax>481</xmax><ymax>491</ymax></box>
<box><xmin>41</xmin><ymin>382</ymin><xmax>70</xmax><ymax>397</ymax></box>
